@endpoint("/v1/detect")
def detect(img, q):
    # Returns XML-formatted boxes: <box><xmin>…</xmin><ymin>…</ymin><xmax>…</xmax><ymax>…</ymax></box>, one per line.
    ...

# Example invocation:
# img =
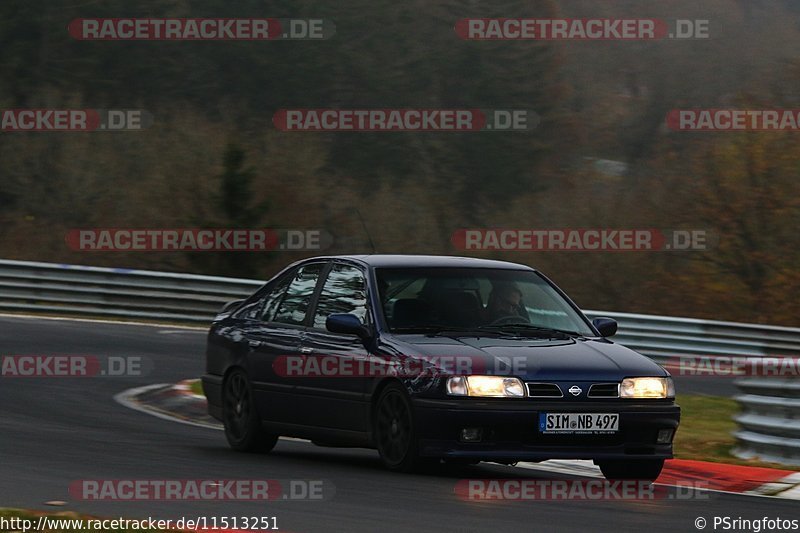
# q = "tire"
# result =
<box><xmin>597</xmin><ymin>459</ymin><xmax>664</xmax><ymax>482</ymax></box>
<box><xmin>373</xmin><ymin>383</ymin><xmax>432</xmax><ymax>472</ymax></box>
<box><xmin>222</xmin><ymin>369</ymin><xmax>279</xmax><ymax>453</ymax></box>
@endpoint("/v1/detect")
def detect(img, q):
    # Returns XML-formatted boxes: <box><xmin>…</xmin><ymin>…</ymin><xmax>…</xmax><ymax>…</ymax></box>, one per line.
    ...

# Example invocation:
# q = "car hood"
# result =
<box><xmin>385</xmin><ymin>334</ymin><xmax>667</xmax><ymax>381</ymax></box>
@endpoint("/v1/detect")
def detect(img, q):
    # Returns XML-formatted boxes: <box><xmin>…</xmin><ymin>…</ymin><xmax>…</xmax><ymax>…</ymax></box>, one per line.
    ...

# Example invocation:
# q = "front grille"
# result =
<box><xmin>526</xmin><ymin>383</ymin><xmax>563</xmax><ymax>398</ymax></box>
<box><xmin>588</xmin><ymin>383</ymin><xmax>620</xmax><ymax>398</ymax></box>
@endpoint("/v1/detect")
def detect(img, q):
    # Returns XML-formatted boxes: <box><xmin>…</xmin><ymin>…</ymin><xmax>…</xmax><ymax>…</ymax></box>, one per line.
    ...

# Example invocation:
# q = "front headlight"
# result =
<box><xmin>620</xmin><ymin>377</ymin><xmax>675</xmax><ymax>399</ymax></box>
<box><xmin>446</xmin><ymin>376</ymin><xmax>526</xmax><ymax>397</ymax></box>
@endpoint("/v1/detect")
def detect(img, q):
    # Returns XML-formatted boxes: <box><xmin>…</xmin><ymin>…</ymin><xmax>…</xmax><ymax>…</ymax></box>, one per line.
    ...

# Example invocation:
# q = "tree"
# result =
<box><xmin>188</xmin><ymin>143</ymin><xmax>270</xmax><ymax>278</ymax></box>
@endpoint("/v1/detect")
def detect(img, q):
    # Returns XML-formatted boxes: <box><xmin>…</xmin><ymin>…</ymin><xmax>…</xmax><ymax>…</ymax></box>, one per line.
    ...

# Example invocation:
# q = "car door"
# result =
<box><xmin>298</xmin><ymin>261</ymin><xmax>373</xmax><ymax>432</ymax></box>
<box><xmin>246</xmin><ymin>262</ymin><xmax>325</xmax><ymax>425</ymax></box>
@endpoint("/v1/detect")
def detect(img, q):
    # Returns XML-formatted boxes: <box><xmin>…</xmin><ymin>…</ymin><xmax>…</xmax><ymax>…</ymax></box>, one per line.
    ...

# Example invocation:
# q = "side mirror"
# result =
<box><xmin>326</xmin><ymin>313</ymin><xmax>371</xmax><ymax>339</ymax></box>
<box><xmin>221</xmin><ymin>299</ymin><xmax>245</xmax><ymax>314</ymax></box>
<box><xmin>592</xmin><ymin>317</ymin><xmax>618</xmax><ymax>337</ymax></box>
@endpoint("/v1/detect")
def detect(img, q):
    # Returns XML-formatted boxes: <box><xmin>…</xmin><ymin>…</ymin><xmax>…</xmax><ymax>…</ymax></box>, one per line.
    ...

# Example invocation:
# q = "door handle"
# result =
<box><xmin>248</xmin><ymin>340</ymin><xmax>263</xmax><ymax>348</ymax></box>
<box><xmin>299</xmin><ymin>347</ymin><xmax>314</xmax><ymax>354</ymax></box>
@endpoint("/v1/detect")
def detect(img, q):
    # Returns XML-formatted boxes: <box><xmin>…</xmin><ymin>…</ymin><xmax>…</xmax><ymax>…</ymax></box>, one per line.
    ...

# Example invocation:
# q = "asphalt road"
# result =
<box><xmin>0</xmin><ymin>315</ymin><xmax>793</xmax><ymax>533</ymax></box>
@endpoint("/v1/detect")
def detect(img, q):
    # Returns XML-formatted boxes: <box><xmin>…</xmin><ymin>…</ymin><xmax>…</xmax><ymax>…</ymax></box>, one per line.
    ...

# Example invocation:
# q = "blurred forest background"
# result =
<box><xmin>2</xmin><ymin>0</ymin><xmax>800</xmax><ymax>324</ymax></box>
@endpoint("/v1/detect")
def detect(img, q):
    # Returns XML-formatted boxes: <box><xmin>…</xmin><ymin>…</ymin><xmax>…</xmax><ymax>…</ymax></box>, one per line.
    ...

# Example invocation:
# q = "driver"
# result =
<box><xmin>483</xmin><ymin>285</ymin><xmax>524</xmax><ymax>323</ymax></box>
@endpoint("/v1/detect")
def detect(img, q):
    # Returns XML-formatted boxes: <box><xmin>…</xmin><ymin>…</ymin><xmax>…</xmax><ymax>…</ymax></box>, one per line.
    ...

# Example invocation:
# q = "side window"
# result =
<box><xmin>259</xmin><ymin>273</ymin><xmax>293</xmax><ymax>322</ymax></box>
<box><xmin>272</xmin><ymin>263</ymin><xmax>324</xmax><ymax>326</ymax></box>
<box><xmin>312</xmin><ymin>264</ymin><xmax>368</xmax><ymax>329</ymax></box>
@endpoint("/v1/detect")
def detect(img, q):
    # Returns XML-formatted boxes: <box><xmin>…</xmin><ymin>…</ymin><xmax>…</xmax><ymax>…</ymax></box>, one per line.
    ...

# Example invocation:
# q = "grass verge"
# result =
<box><xmin>674</xmin><ymin>394</ymin><xmax>787</xmax><ymax>468</ymax></box>
<box><xmin>189</xmin><ymin>379</ymin><xmax>203</xmax><ymax>396</ymax></box>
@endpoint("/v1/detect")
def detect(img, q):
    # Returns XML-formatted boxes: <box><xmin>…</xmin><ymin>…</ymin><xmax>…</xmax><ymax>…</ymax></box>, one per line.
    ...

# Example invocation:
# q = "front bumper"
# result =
<box><xmin>413</xmin><ymin>397</ymin><xmax>680</xmax><ymax>461</ymax></box>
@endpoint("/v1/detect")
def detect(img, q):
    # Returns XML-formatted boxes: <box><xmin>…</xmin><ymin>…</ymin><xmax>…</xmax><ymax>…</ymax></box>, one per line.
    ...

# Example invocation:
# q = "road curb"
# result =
<box><xmin>114</xmin><ymin>382</ymin><xmax>221</xmax><ymax>430</ymax></box>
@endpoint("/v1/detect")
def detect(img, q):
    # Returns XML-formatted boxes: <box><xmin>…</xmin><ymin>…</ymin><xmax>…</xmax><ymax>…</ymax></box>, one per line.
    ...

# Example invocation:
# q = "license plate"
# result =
<box><xmin>539</xmin><ymin>413</ymin><xmax>619</xmax><ymax>434</ymax></box>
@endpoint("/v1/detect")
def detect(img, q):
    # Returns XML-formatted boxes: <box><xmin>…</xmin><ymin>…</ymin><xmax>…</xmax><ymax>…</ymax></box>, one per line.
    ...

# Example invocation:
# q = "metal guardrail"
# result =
<box><xmin>0</xmin><ymin>258</ymin><xmax>797</xmax><ymax>464</ymax></box>
<box><xmin>733</xmin><ymin>379</ymin><xmax>800</xmax><ymax>466</ymax></box>
<box><xmin>0</xmin><ymin>259</ymin><xmax>260</xmax><ymax>323</ymax></box>
<box><xmin>582</xmin><ymin>311</ymin><xmax>800</xmax><ymax>362</ymax></box>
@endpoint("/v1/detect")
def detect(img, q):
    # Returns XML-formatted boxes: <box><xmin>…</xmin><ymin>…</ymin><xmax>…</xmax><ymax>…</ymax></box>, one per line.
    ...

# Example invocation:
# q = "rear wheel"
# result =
<box><xmin>597</xmin><ymin>459</ymin><xmax>664</xmax><ymax>482</ymax></box>
<box><xmin>223</xmin><ymin>369</ymin><xmax>278</xmax><ymax>453</ymax></box>
<box><xmin>374</xmin><ymin>383</ymin><xmax>432</xmax><ymax>472</ymax></box>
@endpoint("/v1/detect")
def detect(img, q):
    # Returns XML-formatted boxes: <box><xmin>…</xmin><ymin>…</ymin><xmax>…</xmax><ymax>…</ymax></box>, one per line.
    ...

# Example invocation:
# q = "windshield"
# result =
<box><xmin>375</xmin><ymin>267</ymin><xmax>595</xmax><ymax>336</ymax></box>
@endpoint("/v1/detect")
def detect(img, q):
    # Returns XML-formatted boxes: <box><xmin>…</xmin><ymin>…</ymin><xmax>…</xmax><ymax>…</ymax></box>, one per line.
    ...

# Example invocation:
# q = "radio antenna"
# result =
<box><xmin>355</xmin><ymin>208</ymin><xmax>377</xmax><ymax>254</ymax></box>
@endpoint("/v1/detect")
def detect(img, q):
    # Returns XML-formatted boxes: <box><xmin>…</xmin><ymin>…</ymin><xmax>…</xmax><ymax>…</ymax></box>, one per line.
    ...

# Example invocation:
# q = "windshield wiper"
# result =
<box><xmin>478</xmin><ymin>324</ymin><xmax>584</xmax><ymax>339</ymax></box>
<box><xmin>390</xmin><ymin>325</ymin><xmax>516</xmax><ymax>337</ymax></box>
<box><xmin>391</xmin><ymin>324</ymin><xmax>586</xmax><ymax>339</ymax></box>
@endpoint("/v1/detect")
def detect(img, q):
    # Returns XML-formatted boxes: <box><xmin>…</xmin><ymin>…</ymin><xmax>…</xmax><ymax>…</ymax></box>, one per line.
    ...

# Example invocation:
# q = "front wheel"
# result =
<box><xmin>597</xmin><ymin>459</ymin><xmax>664</xmax><ymax>482</ymax></box>
<box><xmin>374</xmin><ymin>383</ymin><xmax>432</xmax><ymax>472</ymax></box>
<box><xmin>223</xmin><ymin>369</ymin><xmax>278</xmax><ymax>453</ymax></box>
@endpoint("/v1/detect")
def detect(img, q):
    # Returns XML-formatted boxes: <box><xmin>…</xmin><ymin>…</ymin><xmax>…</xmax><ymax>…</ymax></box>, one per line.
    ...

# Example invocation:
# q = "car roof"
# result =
<box><xmin>308</xmin><ymin>254</ymin><xmax>536</xmax><ymax>270</ymax></box>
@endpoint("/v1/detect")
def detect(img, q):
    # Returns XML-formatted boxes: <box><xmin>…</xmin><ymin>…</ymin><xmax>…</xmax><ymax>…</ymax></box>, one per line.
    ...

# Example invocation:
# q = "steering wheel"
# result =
<box><xmin>489</xmin><ymin>315</ymin><xmax>530</xmax><ymax>326</ymax></box>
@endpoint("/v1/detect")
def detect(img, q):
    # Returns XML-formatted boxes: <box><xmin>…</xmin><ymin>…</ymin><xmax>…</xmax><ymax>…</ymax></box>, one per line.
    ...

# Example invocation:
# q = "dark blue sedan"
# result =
<box><xmin>202</xmin><ymin>255</ymin><xmax>679</xmax><ymax>481</ymax></box>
